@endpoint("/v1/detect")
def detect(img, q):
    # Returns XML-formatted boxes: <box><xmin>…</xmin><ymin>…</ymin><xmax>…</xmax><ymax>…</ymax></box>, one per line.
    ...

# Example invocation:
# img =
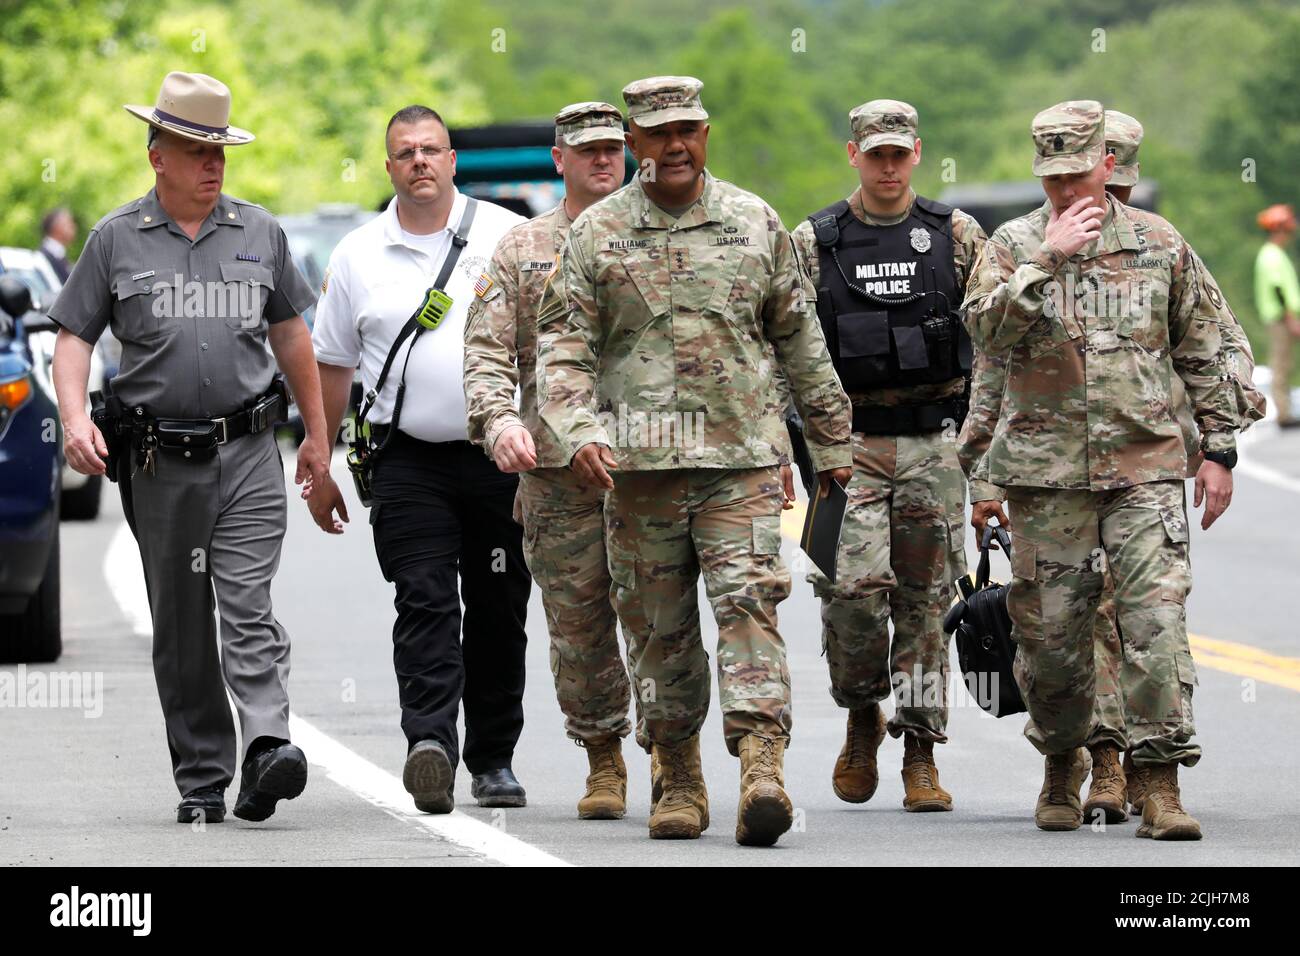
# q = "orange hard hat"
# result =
<box><xmin>1257</xmin><ymin>204</ymin><xmax>1297</xmax><ymax>232</ymax></box>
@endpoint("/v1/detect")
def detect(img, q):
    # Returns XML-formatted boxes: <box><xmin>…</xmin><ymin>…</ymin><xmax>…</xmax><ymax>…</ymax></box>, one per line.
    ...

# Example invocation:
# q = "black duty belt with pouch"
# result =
<box><xmin>347</xmin><ymin>196</ymin><xmax>478</xmax><ymax>507</ymax></box>
<box><xmin>93</xmin><ymin>375</ymin><xmax>289</xmax><ymax>477</ymax></box>
<box><xmin>943</xmin><ymin>522</ymin><xmax>1026</xmax><ymax>718</ymax></box>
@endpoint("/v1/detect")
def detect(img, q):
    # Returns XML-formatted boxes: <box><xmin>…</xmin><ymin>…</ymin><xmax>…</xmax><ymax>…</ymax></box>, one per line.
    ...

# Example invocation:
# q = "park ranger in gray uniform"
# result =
<box><xmin>50</xmin><ymin>72</ymin><xmax>327</xmax><ymax>825</ymax></box>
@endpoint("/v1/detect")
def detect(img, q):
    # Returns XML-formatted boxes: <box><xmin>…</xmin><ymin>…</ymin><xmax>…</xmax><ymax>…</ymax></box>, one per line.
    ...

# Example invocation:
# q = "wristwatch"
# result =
<box><xmin>1202</xmin><ymin>449</ymin><xmax>1237</xmax><ymax>470</ymax></box>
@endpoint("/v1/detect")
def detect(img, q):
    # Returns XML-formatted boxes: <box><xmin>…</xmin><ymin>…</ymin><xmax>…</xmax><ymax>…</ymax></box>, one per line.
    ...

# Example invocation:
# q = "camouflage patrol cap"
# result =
<box><xmin>554</xmin><ymin>101</ymin><xmax>625</xmax><ymax>146</ymax></box>
<box><xmin>850</xmin><ymin>99</ymin><xmax>919</xmax><ymax>152</ymax></box>
<box><xmin>1105</xmin><ymin>110</ymin><xmax>1144</xmax><ymax>187</ymax></box>
<box><xmin>1031</xmin><ymin>100</ymin><xmax>1106</xmax><ymax>176</ymax></box>
<box><xmin>621</xmin><ymin>76</ymin><xmax>708</xmax><ymax>128</ymax></box>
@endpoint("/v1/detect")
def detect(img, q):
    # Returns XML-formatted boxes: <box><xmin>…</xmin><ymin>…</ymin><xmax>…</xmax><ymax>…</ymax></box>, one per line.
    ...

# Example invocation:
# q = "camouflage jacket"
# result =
<box><xmin>790</xmin><ymin>188</ymin><xmax>987</xmax><ymax>408</ymax></box>
<box><xmin>960</xmin><ymin>231</ymin><xmax>1266</xmax><ymax>501</ymax></box>
<box><xmin>537</xmin><ymin>170</ymin><xmax>852</xmax><ymax>472</ymax></box>
<box><xmin>962</xmin><ymin>196</ymin><xmax>1238</xmax><ymax>491</ymax></box>
<box><xmin>464</xmin><ymin>202</ymin><xmax>572</xmax><ymax>467</ymax></box>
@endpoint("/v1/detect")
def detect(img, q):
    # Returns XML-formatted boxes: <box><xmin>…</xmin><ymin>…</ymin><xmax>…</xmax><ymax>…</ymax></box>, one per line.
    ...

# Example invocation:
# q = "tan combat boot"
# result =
<box><xmin>1083</xmin><ymin>743</ymin><xmax>1129</xmax><ymax>823</ymax></box>
<box><xmin>577</xmin><ymin>736</ymin><xmax>627</xmax><ymax>820</ymax></box>
<box><xmin>901</xmin><ymin>734</ymin><xmax>953</xmax><ymax>812</ymax></box>
<box><xmin>832</xmin><ymin>704</ymin><xmax>887</xmax><ymax>803</ymax></box>
<box><xmin>1035</xmin><ymin>747</ymin><xmax>1092</xmax><ymax>831</ymax></box>
<box><xmin>649</xmin><ymin>745</ymin><xmax>662</xmax><ymax>813</ymax></box>
<box><xmin>1123</xmin><ymin>752</ymin><xmax>1149</xmax><ymax>815</ymax></box>
<box><xmin>1136</xmin><ymin>763</ymin><xmax>1202</xmax><ymax>841</ymax></box>
<box><xmin>648</xmin><ymin>737</ymin><xmax>709</xmax><ymax>839</ymax></box>
<box><xmin>735</xmin><ymin>734</ymin><xmax>794</xmax><ymax>847</ymax></box>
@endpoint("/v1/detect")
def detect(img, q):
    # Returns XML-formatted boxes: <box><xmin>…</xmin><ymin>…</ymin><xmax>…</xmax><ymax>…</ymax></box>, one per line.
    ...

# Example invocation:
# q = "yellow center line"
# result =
<box><xmin>779</xmin><ymin>499</ymin><xmax>1300</xmax><ymax>693</ymax></box>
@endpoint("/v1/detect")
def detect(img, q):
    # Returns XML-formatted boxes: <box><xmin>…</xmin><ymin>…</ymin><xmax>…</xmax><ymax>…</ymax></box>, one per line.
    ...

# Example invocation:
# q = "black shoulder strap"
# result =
<box><xmin>356</xmin><ymin>197</ymin><xmax>479</xmax><ymax>432</ymax></box>
<box><xmin>808</xmin><ymin>199</ymin><xmax>851</xmax><ymax>249</ymax></box>
<box><xmin>912</xmin><ymin>195</ymin><xmax>955</xmax><ymax>235</ymax></box>
<box><xmin>914</xmin><ymin>195</ymin><xmax>954</xmax><ymax>217</ymax></box>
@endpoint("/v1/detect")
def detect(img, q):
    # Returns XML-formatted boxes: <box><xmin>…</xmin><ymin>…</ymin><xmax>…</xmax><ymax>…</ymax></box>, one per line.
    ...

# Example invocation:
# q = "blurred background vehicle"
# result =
<box><xmin>277</xmin><ymin>205</ymin><xmax>378</xmax><ymax>444</ymax></box>
<box><xmin>0</xmin><ymin>246</ymin><xmax>110</xmax><ymax>519</ymax></box>
<box><xmin>0</xmin><ymin>277</ymin><xmax>62</xmax><ymax>663</ymax></box>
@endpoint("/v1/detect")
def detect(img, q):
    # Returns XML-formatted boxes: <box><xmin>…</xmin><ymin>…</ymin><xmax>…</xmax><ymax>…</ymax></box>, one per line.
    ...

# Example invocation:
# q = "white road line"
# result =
<box><xmin>102</xmin><ymin>521</ymin><xmax>570</xmax><ymax>868</ymax></box>
<box><xmin>1236</xmin><ymin>424</ymin><xmax>1300</xmax><ymax>496</ymax></box>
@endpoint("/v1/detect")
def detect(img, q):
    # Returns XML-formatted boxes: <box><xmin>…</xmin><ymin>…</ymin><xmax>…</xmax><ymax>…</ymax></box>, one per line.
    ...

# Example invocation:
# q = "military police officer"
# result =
<box><xmin>539</xmin><ymin>76</ymin><xmax>852</xmax><ymax>846</ymax></box>
<box><xmin>463</xmin><ymin>101</ymin><xmax>640</xmax><ymax>819</ymax></box>
<box><xmin>790</xmin><ymin>100</ymin><xmax>986</xmax><ymax>812</ymax></box>
<box><xmin>50</xmin><ymin>72</ymin><xmax>325</xmax><ymax>824</ymax></box>
<box><xmin>963</xmin><ymin>100</ymin><xmax>1243</xmax><ymax>839</ymax></box>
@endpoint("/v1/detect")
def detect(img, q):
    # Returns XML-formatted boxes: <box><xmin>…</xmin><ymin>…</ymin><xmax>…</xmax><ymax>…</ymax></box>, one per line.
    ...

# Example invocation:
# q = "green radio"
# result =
<box><xmin>415</xmin><ymin>287</ymin><xmax>454</xmax><ymax>331</ymax></box>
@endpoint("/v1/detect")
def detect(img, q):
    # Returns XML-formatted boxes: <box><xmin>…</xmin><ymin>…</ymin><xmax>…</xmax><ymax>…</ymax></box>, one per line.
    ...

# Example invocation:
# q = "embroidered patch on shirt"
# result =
<box><xmin>474</xmin><ymin>273</ymin><xmax>494</xmax><ymax>298</ymax></box>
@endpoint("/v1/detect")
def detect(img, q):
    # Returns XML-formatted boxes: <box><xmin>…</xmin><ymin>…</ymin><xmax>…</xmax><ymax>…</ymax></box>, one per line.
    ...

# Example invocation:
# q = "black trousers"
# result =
<box><xmin>369</xmin><ymin>432</ymin><xmax>530</xmax><ymax>773</ymax></box>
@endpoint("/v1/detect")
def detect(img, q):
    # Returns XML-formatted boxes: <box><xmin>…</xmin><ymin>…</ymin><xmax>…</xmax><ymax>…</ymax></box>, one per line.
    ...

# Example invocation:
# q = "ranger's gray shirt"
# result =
<box><xmin>50</xmin><ymin>188</ymin><xmax>316</xmax><ymax>419</ymax></box>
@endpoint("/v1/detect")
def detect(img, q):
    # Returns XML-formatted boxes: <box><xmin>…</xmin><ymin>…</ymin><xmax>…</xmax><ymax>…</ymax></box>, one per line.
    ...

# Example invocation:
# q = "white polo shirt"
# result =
<box><xmin>312</xmin><ymin>189</ymin><xmax>524</xmax><ymax>442</ymax></box>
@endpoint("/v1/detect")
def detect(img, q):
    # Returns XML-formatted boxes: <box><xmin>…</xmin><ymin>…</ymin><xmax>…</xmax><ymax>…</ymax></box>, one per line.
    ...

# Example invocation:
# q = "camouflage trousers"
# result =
<box><xmin>605</xmin><ymin>466</ymin><xmax>792</xmax><ymax>756</ymax></box>
<box><xmin>517</xmin><ymin>467</ymin><xmax>642</xmax><ymax>748</ymax></box>
<box><xmin>1007</xmin><ymin>481</ymin><xmax>1200</xmax><ymax>767</ymax></box>
<box><xmin>1089</xmin><ymin>585</ymin><xmax>1126</xmax><ymax>749</ymax></box>
<box><xmin>809</xmin><ymin>431</ymin><xmax>967</xmax><ymax>741</ymax></box>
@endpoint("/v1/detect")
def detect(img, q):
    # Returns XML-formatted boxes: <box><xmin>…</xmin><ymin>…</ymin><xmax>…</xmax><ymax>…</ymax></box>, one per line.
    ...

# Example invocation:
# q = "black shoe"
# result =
<box><xmin>471</xmin><ymin>768</ymin><xmax>527</xmax><ymax>808</ymax></box>
<box><xmin>404</xmin><ymin>740</ymin><xmax>455</xmax><ymax>814</ymax></box>
<box><xmin>177</xmin><ymin>786</ymin><xmax>226</xmax><ymax>824</ymax></box>
<box><xmin>233</xmin><ymin>743</ymin><xmax>308</xmax><ymax>821</ymax></box>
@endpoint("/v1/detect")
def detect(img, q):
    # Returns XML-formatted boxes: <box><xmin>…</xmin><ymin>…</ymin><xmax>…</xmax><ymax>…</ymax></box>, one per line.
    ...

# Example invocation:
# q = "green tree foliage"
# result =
<box><xmin>2</xmin><ymin>0</ymin><xmax>1297</xmax><ymax>356</ymax></box>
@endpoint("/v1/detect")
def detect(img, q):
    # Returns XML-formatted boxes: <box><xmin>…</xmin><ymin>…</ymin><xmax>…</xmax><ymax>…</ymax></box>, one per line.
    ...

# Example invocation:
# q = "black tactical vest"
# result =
<box><xmin>809</xmin><ymin>196</ymin><xmax>972</xmax><ymax>392</ymax></box>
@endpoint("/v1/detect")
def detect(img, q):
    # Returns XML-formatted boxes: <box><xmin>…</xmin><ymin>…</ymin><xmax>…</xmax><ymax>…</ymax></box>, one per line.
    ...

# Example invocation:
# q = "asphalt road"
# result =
<box><xmin>3</xmin><ymin>424</ymin><xmax>1299</xmax><ymax>867</ymax></box>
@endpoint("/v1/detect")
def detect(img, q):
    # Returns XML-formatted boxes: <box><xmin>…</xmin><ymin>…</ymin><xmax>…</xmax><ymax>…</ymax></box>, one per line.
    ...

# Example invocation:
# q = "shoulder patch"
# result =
<box><xmin>474</xmin><ymin>273</ymin><xmax>495</xmax><ymax>299</ymax></box>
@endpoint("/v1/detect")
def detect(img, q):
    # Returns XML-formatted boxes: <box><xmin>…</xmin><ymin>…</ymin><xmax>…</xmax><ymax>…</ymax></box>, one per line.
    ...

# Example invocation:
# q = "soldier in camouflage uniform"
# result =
<box><xmin>963</xmin><ymin>100</ymin><xmax>1243</xmax><ymax>839</ymax></box>
<box><xmin>961</xmin><ymin>109</ymin><xmax>1266</xmax><ymax>827</ymax></box>
<box><xmin>538</xmin><ymin>76</ymin><xmax>853</xmax><ymax>846</ymax></box>
<box><xmin>789</xmin><ymin>101</ymin><xmax>986</xmax><ymax>812</ymax></box>
<box><xmin>464</xmin><ymin>102</ymin><xmax>641</xmax><ymax>820</ymax></box>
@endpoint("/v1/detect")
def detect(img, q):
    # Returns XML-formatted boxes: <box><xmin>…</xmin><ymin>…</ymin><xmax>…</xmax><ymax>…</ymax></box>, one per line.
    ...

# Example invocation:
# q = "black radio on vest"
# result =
<box><xmin>808</xmin><ymin>196</ymin><xmax>972</xmax><ymax>434</ymax></box>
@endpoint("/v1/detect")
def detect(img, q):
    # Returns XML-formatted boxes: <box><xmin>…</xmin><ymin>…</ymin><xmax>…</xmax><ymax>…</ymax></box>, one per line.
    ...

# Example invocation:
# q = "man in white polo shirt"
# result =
<box><xmin>308</xmin><ymin>105</ymin><xmax>529</xmax><ymax>814</ymax></box>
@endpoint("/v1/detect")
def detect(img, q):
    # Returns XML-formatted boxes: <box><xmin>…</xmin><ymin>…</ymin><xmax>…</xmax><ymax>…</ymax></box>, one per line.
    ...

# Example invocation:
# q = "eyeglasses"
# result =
<box><xmin>389</xmin><ymin>145</ymin><xmax>452</xmax><ymax>162</ymax></box>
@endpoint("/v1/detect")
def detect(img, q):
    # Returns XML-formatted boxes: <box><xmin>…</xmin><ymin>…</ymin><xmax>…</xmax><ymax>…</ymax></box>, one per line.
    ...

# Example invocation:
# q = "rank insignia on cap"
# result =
<box><xmin>1053</xmin><ymin>135</ymin><xmax>1064</xmax><ymax>151</ymax></box>
<box><xmin>474</xmin><ymin>273</ymin><xmax>494</xmax><ymax>298</ymax></box>
<box><xmin>236</xmin><ymin>252</ymin><xmax>261</xmax><ymax>262</ymax></box>
<box><xmin>910</xmin><ymin>227</ymin><xmax>932</xmax><ymax>253</ymax></box>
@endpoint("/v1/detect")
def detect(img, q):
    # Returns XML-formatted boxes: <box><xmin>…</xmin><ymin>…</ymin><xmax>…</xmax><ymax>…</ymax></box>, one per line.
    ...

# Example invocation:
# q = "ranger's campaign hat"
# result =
<box><xmin>1105</xmin><ymin>110</ymin><xmax>1144</xmax><ymax>187</ymax></box>
<box><xmin>126</xmin><ymin>71</ymin><xmax>255</xmax><ymax>146</ymax></box>
<box><xmin>621</xmin><ymin>76</ymin><xmax>708</xmax><ymax>128</ymax></box>
<box><xmin>850</xmin><ymin>99</ymin><xmax>919</xmax><ymax>152</ymax></box>
<box><xmin>1031</xmin><ymin>100</ymin><xmax>1105</xmax><ymax>176</ymax></box>
<box><xmin>555</xmin><ymin>101</ymin><xmax>625</xmax><ymax>146</ymax></box>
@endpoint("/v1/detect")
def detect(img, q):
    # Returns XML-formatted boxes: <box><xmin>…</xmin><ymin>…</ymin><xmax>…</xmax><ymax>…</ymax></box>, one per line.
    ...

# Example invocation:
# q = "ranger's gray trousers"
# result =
<box><xmin>120</xmin><ymin>428</ymin><xmax>292</xmax><ymax>796</ymax></box>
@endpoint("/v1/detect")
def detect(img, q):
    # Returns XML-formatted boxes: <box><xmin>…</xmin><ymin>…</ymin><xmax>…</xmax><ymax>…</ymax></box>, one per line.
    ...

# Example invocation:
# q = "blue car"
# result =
<box><xmin>0</xmin><ymin>276</ymin><xmax>61</xmax><ymax>662</ymax></box>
